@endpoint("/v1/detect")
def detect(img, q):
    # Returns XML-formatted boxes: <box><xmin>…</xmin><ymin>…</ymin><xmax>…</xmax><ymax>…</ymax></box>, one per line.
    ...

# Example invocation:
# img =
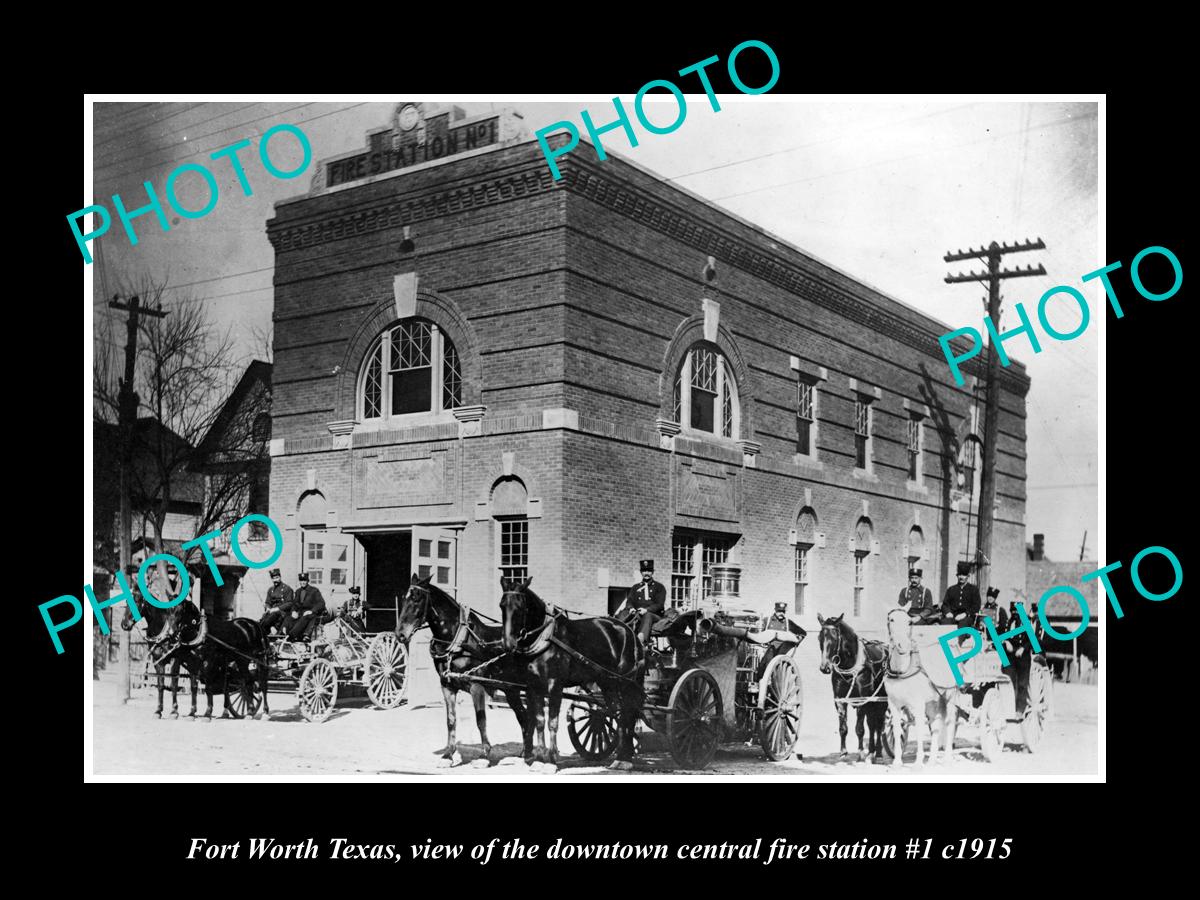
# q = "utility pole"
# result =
<box><xmin>107</xmin><ymin>293</ymin><xmax>167</xmax><ymax>701</ymax></box>
<box><xmin>944</xmin><ymin>239</ymin><xmax>1046</xmax><ymax>599</ymax></box>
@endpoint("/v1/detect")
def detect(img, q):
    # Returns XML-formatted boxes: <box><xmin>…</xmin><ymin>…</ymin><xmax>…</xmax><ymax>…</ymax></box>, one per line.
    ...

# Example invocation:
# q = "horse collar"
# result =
<box><xmin>832</xmin><ymin>633</ymin><xmax>866</xmax><ymax>677</ymax></box>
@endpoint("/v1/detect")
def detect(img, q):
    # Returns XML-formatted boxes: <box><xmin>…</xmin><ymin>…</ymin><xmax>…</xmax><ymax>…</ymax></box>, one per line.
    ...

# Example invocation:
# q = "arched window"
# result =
<box><xmin>358</xmin><ymin>319</ymin><xmax>463</xmax><ymax>421</ymax></box>
<box><xmin>673</xmin><ymin>345</ymin><xmax>739</xmax><ymax>439</ymax></box>
<box><xmin>794</xmin><ymin>507</ymin><xmax>818</xmax><ymax>615</ymax></box>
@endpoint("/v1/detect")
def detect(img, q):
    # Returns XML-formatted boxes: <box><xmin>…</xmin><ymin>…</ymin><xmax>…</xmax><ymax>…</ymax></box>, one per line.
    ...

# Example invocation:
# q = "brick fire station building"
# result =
<box><xmin>265</xmin><ymin>102</ymin><xmax>1030</xmax><ymax>640</ymax></box>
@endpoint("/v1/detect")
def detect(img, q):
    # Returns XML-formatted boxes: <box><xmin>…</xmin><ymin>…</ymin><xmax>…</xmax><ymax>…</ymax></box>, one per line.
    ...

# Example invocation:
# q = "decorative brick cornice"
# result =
<box><xmin>267</xmin><ymin>164</ymin><xmax>560</xmax><ymax>253</ymax></box>
<box><xmin>558</xmin><ymin>163</ymin><xmax>1030</xmax><ymax>395</ymax></box>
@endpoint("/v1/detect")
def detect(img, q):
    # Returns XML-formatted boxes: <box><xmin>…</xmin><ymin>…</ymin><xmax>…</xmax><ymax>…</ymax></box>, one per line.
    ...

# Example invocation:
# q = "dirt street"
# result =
<box><xmin>91</xmin><ymin>669</ymin><xmax>1097</xmax><ymax>779</ymax></box>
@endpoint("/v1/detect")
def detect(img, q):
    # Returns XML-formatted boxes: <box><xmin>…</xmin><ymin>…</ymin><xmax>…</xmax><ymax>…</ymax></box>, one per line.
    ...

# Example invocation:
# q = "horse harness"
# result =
<box><xmin>829</xmin><ymin>633</ymin><xmax>889</xmax><ymax>707</ymax></box>
<box><xmin>408</xmin><ymin>588</ymin><xmax>503</xmax><ymax>662</ymax></box>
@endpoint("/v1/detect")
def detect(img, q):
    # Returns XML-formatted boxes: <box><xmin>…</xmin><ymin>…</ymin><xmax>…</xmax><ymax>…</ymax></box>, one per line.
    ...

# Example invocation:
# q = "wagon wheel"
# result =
<box><xmin>666</xmin><ymin>669</ymin><xmax>723</xmax><ymax>770</ymax></box>
<box><xmin>567</xmin><ymin>688</ymin><xmax>619</xmax><ymax>762</ymax></box>
<box><xmin>758</xmin><ymin>655</ymin><xmax>802</xmax><ymax>761</ymax></box>
<box><xmin>365</xmin><ymin>633</ymin><xmax>409</xmax><ymax>710</ymax></box>
<box><xmin>1021</xmin><ymin>662</ymin><xmax>1050</xmax><ymax>752</ymax></box>
<box><xmin>881</xmin><ymin>707</ymin><xmax>910</xmax><ymax>760</ymax></box>
<box><xmin>980</xmin><ymin>688</ymin><xmax>1006</xmax><ymax>762</ymax></box>
<box><xmin>225</xmin><ymin>667</ymin><xmax>263</xmax><ymax>719</ymax></box>
<box><xmin>298</xmin><ymin>658</ymin><xmax>338</xmax><ymax>723</ymax></box>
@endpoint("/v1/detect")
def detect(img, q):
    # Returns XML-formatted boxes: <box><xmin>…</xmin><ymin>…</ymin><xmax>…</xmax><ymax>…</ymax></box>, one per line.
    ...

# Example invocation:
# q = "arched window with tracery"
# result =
<box><xmin>359</xmin><ymin>318</ymin><xmax>463</xmax><ymax>421</ymax></box>
<box><xmin>673</xmin><ymin>344</ymin><xmax>739</xmax><ymax>439</ymax></box>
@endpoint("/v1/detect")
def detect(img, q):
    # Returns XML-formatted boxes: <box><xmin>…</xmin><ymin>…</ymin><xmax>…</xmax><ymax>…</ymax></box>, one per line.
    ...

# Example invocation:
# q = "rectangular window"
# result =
<box><xmin>794</xmin><ymin>545</ymin><xmax>810</xmax><ymax>614</ymax></box>
<box><xmin>418</xmin><ymin>538</ymin><xmax>432</xmax><ymax>558</ymax></box>
<box><xmin>437</xmin><ymin>541</ymin><xmax>451</xmax><ymax>560</ymax></box>
<box><xmin>437</xmin><ymin>566</ymin><xmax>451</xmax><ymax>585</ymax></box>
<box><xmin>854</xmin><ymin>399</ymin><xmax>871</xmax><ymax>469</ymax></box>
<box><xmin>671</xmin><ymin>530</ymin><xmax>736</xmax><ymax>609</ymax></box>
<box><xmin>308</xmin><ymin>568</ymin><xmax>324</xmax><ymax>585</ymax></box>
<box><xmin>329</xmin><ymin>568</ymin><xmax>347</xmax><ymax>586</ymax></box>
<box><xmin>500</xmin><ymin>519</ymin><xmax>529</xmax><ymax>581</ymax></box>
<box><xmin>389</xmin><ymin>322</ymin><xmax>433</xmax><ymax>415</ymax></box>
<box><xmin>797</xmin><ymin>380</ymin><xmax>815</xmax><ymax>456</ymax></box>
<box><xmin>671</xmin><ymin>536</ymin><xmax>694</xmax><ymax>609</ymax></box>
<box><xmin>907</xmin><ymin>417</ymin><xmax>922</xmax><ymax>481</ymax></box>
<box><xmin>853</xmin><ymin>554</ymin><xmax>866</xmax><ymax>616</ymax></box>
<box><xmin>307</xmin><ymin>542</ymin><xmax>324</xmax><ymax>562</ymax></box>
<box><xmin>418</xmin><ymin>564</ymin><xmax>432</xmax><ymax>580</ymax></box>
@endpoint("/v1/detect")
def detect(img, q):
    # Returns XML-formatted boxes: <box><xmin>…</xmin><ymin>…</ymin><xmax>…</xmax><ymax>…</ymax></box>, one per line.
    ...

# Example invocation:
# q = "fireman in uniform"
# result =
<box><xmin>978</xmin><ymin>586</ymin><xmax>1009</xmax><ymax>636</ymax></box>
<box><xmin>763</xmin><ymin>601</ymin><xmax>790</xmax><ymax>632</ymax></box>
<box><xmin>288</xmin><ymin>572</ymin><xmax>327</xmax><ymax>642</ymax></box>
<box><xmin>941</xmin><ymin>560</ymin><xmax>981</xmax><ymax>626</ymax></box>
<box><xmin>260</xmin><ymin>568</ymin><xmax>294</xmax><ymax>635</ymax></box>
<box><xmin>898</xmin><ymin>567</ymin><xmax>937</xmax><ymax>622</ymax></box>
<box><xmin>626</xmin><ymin>559</ymin><xmax>667</xmax><ymax>648</ymax></box>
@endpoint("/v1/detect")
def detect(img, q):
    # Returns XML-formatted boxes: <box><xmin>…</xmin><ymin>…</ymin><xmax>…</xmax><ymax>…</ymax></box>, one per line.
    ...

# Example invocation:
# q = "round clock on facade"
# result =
<box><xmin>398</xmin><ymin>104</ymin><xmax>420</xmax><ymax>132</ymax></box>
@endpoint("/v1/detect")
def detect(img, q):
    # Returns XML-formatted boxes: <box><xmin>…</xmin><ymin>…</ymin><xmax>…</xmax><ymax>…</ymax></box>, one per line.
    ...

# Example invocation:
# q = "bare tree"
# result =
<box><xmin>93</xmin><ymin>274</ymin><xmax>253</xmax><ymax>573</ymax></box>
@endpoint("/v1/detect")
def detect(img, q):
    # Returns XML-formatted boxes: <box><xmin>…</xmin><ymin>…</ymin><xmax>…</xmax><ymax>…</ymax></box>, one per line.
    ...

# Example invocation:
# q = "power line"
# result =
<box><xmin>92</xmin><ymin>265</ymin><xmax>275</xmax><ymax>304</ymax></box>
<box><xmin>94</xmin><ymin>101</ymin><xmax>320</xmax><ymax>179</ymax></box>
<box><xmin>93</xmin><ymin>102</ymin><xmax>259</xmax><ymax>151</ymax></box>
<box><xmin>94</xmin><ymin>101</ymin><xmax>368</xmax><ymax>192</ymax></box>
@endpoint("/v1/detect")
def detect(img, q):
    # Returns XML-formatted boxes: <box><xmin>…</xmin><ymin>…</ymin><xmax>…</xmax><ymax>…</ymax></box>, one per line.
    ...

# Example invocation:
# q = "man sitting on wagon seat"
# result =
<box><xmin>627</xmin><ymin>559</ymin><xmax>666</xmax><ymax>650</ymax></box>
<box><xmin>763</xmin><ymin>602</ymin><xmax>790</xmax><ymax>633</ymax></box>
<box><xmin>288</xmin><ymin>572</ymin><xmax>327</xmax><ymax>642</ymax></box>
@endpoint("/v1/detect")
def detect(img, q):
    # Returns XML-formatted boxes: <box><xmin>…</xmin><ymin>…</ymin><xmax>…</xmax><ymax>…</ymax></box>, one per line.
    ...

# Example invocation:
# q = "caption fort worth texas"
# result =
<box><xmin>87</xmin><ymin>94</ymin><xmax>1102</xmax><ymax>780</ymax></box>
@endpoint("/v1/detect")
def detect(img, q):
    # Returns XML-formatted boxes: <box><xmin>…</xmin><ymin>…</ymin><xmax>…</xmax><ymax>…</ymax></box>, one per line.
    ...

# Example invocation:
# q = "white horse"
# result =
<box><xmin>884</xmin><ymin>609</ymin><xmax>958</xmax><ymax>768</ymax></box>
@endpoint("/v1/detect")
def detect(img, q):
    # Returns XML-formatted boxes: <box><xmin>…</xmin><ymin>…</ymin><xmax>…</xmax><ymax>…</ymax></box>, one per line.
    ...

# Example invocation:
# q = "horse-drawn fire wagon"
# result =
<box><xmin>564</xmin><ymin>565</ymin><xmax>806</xmax><ymax>770</ymax></box>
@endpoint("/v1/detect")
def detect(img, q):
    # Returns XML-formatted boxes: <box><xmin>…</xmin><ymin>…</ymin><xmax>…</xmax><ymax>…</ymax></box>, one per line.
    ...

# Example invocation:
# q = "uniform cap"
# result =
<box><xmin>269</xmin><ymin>568</ymin><xmax>281</xmax><ymax>578</ymax></box>
<box><xmin>639</xmin><ymin>559</ymin><xmax>654</xmax><ymax>572</ymax></box>
<box><xmin>298</xmin><ymin>572</ymin><xmax>309</xmax><ymax>582</ymax></box>
<box><xmin>956</xmin><ymin>561</ymin><xmax>971</xmax><ymax>576</ymax></box>
<box><xmin>908</xmin><ymin>568</ymin><xmax>923</xmax><ymax>578</ymax></box>
<box><xmin>774</xmin><ymin>602</ymin><xmax>787</xmax><ymax>612</ymax></box>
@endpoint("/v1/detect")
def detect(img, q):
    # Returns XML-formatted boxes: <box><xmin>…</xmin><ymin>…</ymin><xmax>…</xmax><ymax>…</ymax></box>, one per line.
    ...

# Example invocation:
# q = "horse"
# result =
<box><xmin>816</xmin><ymin>613</ymin><xmax>889</xmax><ymax>761</ymax></box>
<box><xmin>500</xmin><ymin>576</ymin><xmax>642</xmax><ymax>772</ymax></box>
<box><xmin>883</xmin><ymin>608</ymin><xmax>958</xmax><ymax>768</ymax></box>
<box><xmin>195</xmin><ymin>615</ymin><xmax>272</xmax><ymax>720</ymax></box>
<box><xmin>120</xmin><ymin>591</ymin><xmax>205</xmax><ymax>718</ymax></box>
<box><xmin>396</xmin><ymin>573</ymin><xmax>531</xmax><ymax>768</ymax></box>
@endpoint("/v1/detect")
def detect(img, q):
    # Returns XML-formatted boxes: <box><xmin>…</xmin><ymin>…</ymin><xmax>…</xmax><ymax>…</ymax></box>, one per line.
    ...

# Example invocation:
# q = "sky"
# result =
<box><xmin>87</xmin><ymin>96</ymin><xmax>1099</xmax><ymax>563</ymax></box>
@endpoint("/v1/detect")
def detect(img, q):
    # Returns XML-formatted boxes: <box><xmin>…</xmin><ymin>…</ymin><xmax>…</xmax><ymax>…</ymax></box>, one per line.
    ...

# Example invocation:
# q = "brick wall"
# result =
<box><xmin>264</xmin><ymin>133</ymin><xmax>1028</xmax><ymax>643</ymax></box>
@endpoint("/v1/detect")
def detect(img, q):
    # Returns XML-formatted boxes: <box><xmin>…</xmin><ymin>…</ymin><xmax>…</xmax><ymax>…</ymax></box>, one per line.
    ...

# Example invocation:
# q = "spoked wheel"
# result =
<box><xmin>365</xmin><ymin>633</ymin><xmax>409</xmax><ymax>710</ymax></box>
<box><xmin>567</xmin><ymin>688</ymin><xmax>619</xmax><ymax>762</ymax></box>
<box><xmin>226</xmin><ymin>668</ymin><xmax>263</xmax><ymax>719</ymax></box>
<box><xmin>882</xmin><ymin>707</ymin><xmax>910</xmax><ymax>760</ymax></box>
<box><xmin>1021</xmin><ymin>663</ymin><xmax>1050</xmax><ymax>752</ymax></box>
<box><xmin>666</xmin><ymin>669</ymin><xmax>723</xmax><ymax>770</ymax></box>
<box><xmin>980</xmin><ymin>688</ymin><xmax>1006</xmax><ymax>762</ymax></box>
<box><xmin>298</xmin><ymin>658</ymin><xmax>338</xmax><ymax>723</ymax></box>
<box><xmin>758</xmin><ymin>655</ymin><xmax>802</xmax><ymax>761</ymax></box>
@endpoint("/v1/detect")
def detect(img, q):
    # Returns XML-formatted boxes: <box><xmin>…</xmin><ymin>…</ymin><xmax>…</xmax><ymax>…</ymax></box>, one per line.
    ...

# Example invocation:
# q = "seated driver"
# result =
<box><xmin>762</xmin><ymin>601</ymin><xmax>790</xmax><ymax>633</ymax></box>
<box><xmin>626</xmin><ymin>558</ymin><xmax>666</xmax><ymax>650</ymax></box>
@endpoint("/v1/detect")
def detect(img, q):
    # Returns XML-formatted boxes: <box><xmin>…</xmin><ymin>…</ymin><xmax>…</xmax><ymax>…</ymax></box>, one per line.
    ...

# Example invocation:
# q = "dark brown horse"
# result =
<box><xmin>195</xmin><ymin>616</ymin><xmax>272</xmax><ymax>720</ymax></box>
<box><xmin>120</xmin><ymin>592</ymin><xmax>205</xmax><ymax>718</ymax></box>
<box><xmin>500</xmin><ymin>577</ymin><xmax>642</xmax><ymax>771</ymax></box>
<box><xmin>817</xmin><ymin>613</ymin><xmax>889</xmax><ymax>761</ymax></box>
<box><xmin>396</xmin><ymin>574</ymin><xmax>531</xmax><ymax>767</ymax></box>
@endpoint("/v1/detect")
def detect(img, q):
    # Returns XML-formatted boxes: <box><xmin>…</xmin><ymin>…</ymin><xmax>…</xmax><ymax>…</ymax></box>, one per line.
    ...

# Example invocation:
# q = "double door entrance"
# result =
<box><xmin>362</xmin><ymin>526</ymin><xmax>458</xmax><ymax>632</ymax></box>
